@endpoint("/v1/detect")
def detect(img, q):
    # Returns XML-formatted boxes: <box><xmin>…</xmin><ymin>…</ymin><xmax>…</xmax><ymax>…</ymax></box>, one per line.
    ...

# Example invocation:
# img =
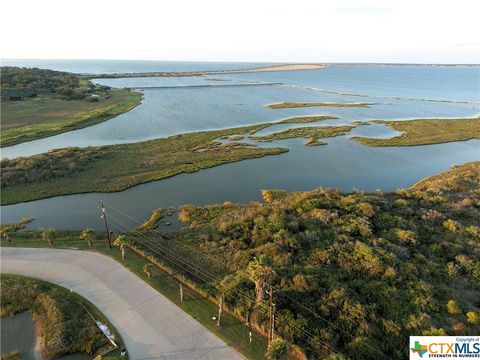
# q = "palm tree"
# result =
<box><xmin>246</xmin><ymin>256</ymin><xmax>275</xmax><ymax>305</ymax></box>
<box><xmin>80</xmin><ymin>228</ymin><xmax>96</xmax><ymax>249</ymax></box>
<box><xmin>1</xmin><ymin>227</ymin><xmax>13</xmax><ymax>245</ymax></box>
<box><xmin>114</xmin><ymin>235</ymin><xmax>129</xmax><ymax>260</ymax></box>
<box><xmin>143</xmin><ymin>263</ymin><xmax>153</xmax><ymax>279</ymax></box>
<box><xmin>42</xmin><ymin>228</ymin><xmax>55</xmax><ymax>247</ymax></box>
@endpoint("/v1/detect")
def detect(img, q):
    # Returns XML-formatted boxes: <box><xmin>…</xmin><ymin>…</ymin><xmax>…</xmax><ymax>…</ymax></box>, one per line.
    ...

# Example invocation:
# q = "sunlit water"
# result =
<box><xmin>1</xmin><ymin>61</ymin><xmax>479</xmax><ymax>229</ymax></box>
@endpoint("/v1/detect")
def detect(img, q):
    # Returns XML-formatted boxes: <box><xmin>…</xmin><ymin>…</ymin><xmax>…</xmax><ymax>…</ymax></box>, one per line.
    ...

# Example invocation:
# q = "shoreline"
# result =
<box><xmin>1</xmin><ymin>116</ymin><xmax>478</xmax><ymax>206</ymax></box>
<box><xmin>1</xmin><ymin>89</ymin><xmax>143</xmax><ymax>148</ymax></box>
<box><xmin>87</xmin><ymin>63</ymin><xmax>325</xmax><ymax>79</ymax></box>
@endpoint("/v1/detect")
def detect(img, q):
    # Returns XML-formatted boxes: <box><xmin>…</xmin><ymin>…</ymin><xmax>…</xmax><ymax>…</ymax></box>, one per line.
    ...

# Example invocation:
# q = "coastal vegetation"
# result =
<box><xmin>162</xmin><ymin>161</ymin><xmax>480</xmax><ymax>359</ymax></box>
<box><xmin>1</xmin><ymin>67</ymin><xmax>142</xmax><ymax>147</ymax></box>
<box><xmin>266</xmin><ymin>102</ymin><xmax>371</xmax><ymax>109</ymax></box>
<box><xmin>0</xmin><ymin>275</ymin><xmax>121</xmax><ymax>359</ymax></box>
<box><xmin>350</xmin><ymin>117</ymin><xmax>480</xmax><ymax>146</ymax></box>
<box><xmin>276</xmin><ymin>115</ymin><xmax>338</xmax><ymax>124</ymax></box>
<box><xmin>137</xmin><ymin>208</ymin><xmax>165</xmax><ymax>230</ymax></box>
<box><xmin>0</xmin><ymin>123</ymin><xmax>287</xmax><ymax>205</ymax></box>
<box><xmin>2</xmin><ymin>162</ymin><xmax>478</xmax><ymax>359</ymax></box>
<box><xmin>3</xmin><ymin>115</ymin><xmax>478</xmax><ymax>204</ymax></box>
<box><xmin>251</xmin><ymin>125</ymin><xmax>354</xmax><ymax>146</ymax></box>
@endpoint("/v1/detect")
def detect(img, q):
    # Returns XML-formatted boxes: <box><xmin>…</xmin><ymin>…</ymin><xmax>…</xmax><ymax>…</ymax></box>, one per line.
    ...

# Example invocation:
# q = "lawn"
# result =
<box><xmin>0</xmin><ymin>89</ymin><xmax>142</xmax><ymax>147</ymax></box>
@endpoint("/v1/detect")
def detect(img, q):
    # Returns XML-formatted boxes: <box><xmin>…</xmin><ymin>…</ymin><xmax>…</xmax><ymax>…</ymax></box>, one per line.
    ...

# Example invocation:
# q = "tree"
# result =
<box><xmin>80</xmin><ymin>228</ymin><xmax>96</xmax><ymax>249</ymax></box>
<box><xmin>143</xmin><ymin>263</ymin><xmax>153</xmax><ymax>279</ymax></box>
<box><xmin>447</xmin><ymin>300</ymin><xmax>461</xmax><ymax>315</ymax></box>
<box><xmin>114</xmin><ymin>235</ymin><xmax>129</xmax><ymax>260</ymax></box>
<box><xmin>42</xmin><ymin>228</ymin><xmax>55</xmax><ymax>246</ymax></box>
<box><xmin>466</xmin><ymin>311</ymin><xmax>479</xmax><ymax>325</ymax></box>
<box><xmin>266</xmin><ymin>338</ymin><xmax>289</xmax><ymax>360</ymax></box>
<box><xmin>246</xmin><ymin>256</ymin><xmax>275</xmax><ymax>305</ymax></box>
<box><xmin>394</xmin><ymin>229</ymin><xmax>417</xmax><ymax>246</ymax></box>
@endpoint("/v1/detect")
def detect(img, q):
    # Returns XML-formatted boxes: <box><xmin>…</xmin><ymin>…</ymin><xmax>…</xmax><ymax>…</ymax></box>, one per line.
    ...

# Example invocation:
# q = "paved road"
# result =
<box><xmin>0</xmin><ymin>248</ymin><xmax>243</xmax><ymax>360</ymax></box>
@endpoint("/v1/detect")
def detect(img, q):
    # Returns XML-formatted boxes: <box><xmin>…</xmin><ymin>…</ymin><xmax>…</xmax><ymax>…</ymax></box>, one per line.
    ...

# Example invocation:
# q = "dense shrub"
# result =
<box><xmin>167</xmin><ymin>162</ymin><xmax>480</xmax><ymax>359</ymax></box>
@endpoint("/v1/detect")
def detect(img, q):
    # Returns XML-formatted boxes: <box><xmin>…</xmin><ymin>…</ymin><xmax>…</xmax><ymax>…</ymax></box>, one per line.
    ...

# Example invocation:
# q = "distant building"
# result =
<box><xmin>8</xmin><ymin>95</ymin><xmax>23</xmax><ymax>101</ymax></box>
<box><xmin>24</xmin><ymin>88</ymin><xmax>38</xmax><ymax>98</ymax></box>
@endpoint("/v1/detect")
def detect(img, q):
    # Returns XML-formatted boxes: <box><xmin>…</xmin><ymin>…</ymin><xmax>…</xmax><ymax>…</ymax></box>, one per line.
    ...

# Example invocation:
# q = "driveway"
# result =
<box><xmin>0</xmin><ymin>247</ymin><xmax>243</xmax><ymax>360</ymax></box>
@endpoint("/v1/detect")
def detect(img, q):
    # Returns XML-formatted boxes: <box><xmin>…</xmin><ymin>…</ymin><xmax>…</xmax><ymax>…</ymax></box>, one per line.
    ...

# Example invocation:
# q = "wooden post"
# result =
<box><xmin>272</xmin><ymin>302</ymin><xmax>276</xmax><ymax>342</ymax></box>
<box><xmin>217</xmin><ymin>293</ymin><xmax>224</xmax><ymax>327</ymax></box>
<box><xmin>268</xmin><ymin>286</ymin><xmax>273</xmax><ymax>345</ymax></box>
<box><xmin>179</xmin><ymin>283</ymin><xmax>184</xmax><ymax>302</ymax></box>
<box><xmin>100</xmin><ymin>201</ymin><xmax>112</xmax><ymax>249</ymax></box>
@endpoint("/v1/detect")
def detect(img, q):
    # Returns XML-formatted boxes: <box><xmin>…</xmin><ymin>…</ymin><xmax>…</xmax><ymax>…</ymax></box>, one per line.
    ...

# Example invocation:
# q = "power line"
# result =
<box><xmin>105</xmin><ymin>203</ymin><xmax>391</xmax><ymax>359</ymax></box>
<box><xmin>275</xmin><ymin>291</ymin><xmax>392</xmax><ymax>359</ymax></box>
<box><xmin>104</xmin><ymin>205</ymin><xmax>348</xmax><ymax>359</ymax></box>
<box><xmin>105</xmin><ymin>204</ymin><xmax>232</xmax><ymax>267</ymax></box>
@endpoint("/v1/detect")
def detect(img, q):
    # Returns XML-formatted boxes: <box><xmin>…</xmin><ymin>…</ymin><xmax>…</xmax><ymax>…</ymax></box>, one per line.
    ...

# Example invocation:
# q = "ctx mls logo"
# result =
<box><xmin>410</xmin><ymin>336</ymin><xmax>480</xmax><ymax>359</ymax></box>
<box><xmin>410</xmin><ymin>341</ymin><xmax>428</xmax><ymax>358</ymax></box>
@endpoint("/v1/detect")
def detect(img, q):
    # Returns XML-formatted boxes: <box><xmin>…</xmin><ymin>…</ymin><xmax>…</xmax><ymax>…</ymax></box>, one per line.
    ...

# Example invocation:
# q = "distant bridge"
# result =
<box><xmin>127</xmin><ymin>82</ymin><xmax>282</xmax><ymax>91</ymax></box>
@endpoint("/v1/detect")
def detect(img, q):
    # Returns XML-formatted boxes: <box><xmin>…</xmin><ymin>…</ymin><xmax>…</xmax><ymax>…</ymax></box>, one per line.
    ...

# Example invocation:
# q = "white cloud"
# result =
<box><xmin>1</xmin><ymin>0</ymin><xmax>479</xmax><ymax>63</ymax></box>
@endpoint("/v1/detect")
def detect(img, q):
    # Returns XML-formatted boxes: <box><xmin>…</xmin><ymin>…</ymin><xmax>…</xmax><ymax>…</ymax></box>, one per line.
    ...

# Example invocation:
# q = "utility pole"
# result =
<box><xmin>99</xmin><ymin>201</ymin><xmax>112</xmax><ymax>249</ymax></box>
<box><xmin>217</xmin><ymin>292</ymin><xmax>224</xmax><ymax>327</ymax></box>
<box><xmin>272</xmin><ymin>302</ymin><xmax>276</xmax><ymax>342</ymax></box>
<box><xmin>179</xmin><ymin>283</ymin><xmax>184</xmax><ymax>302</ymax></box>
<box><xmin>268</xmin><ymin>286</ymin><xmax>273</xmax><ymax>345</ymax></box>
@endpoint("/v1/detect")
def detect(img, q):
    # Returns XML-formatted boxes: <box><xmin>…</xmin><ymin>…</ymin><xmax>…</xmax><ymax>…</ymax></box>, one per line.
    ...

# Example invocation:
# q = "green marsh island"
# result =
<box><xmin>266</xmin><ymin>101</ymin><xmax>372</xmax><ymax>109</ymax></box>
<box><xmin>351</xmin><ymin>117</ymin><xmax>480</xmax><ymax>146</ymax></box>
<box><xmin>2</xmin><ymin>115</ymin><xmax>478</xmax><ymax>205</ymax></box>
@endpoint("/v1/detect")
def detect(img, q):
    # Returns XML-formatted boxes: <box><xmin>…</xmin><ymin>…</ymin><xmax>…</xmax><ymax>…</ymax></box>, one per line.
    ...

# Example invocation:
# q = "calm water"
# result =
<box><xmin>0</xmin><ymin>59</ymin><xmax>276</xmax><ymax>74</ymax></box>
<box><xmin>0</xmin><ymin>61</ymin><xmax>479</xmax><ymax>229</ymax></box>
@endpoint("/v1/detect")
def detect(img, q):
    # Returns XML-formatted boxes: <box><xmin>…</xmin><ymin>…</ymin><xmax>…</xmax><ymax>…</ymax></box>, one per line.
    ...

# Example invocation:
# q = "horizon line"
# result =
<box><xmin>2</xmin><ymin>58</ymin><xmax>479</xmax><ymax>66</ymax></box>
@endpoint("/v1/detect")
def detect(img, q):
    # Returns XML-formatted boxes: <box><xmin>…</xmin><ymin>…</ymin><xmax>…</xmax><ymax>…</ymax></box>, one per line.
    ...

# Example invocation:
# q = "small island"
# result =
<box><xmin>266</xmin><ymin>101</ymin><xmax>372</xmax><ymax>109</ymax></box>
<box><xmin>350</xmin><ymin>117</ymin><xmax>480</xmax><ymax>146</ymax></box>
<box><xmin>251</xmin><ymin>125</ymin><xmax>354</xmax><ymax>146</ymax></box>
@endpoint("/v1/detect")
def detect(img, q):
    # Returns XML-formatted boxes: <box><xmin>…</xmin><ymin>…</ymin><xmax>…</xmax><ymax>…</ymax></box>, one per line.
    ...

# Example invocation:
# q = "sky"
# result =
<box><xmin>1</xmin><ymin>0</ymin><xmax>479</xmax><ymax>63</ymax></box>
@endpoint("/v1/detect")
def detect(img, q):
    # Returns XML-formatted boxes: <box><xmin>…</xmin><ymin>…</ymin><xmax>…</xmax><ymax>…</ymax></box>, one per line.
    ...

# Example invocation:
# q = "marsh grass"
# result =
<box><xmin>0</xmin><ymin>123</ymin><xmax>288</xmax><ymax>205</ymax></box>
<box><xmin>351</xmin><ymin>117</ymin><xmax>480</xmax><ymax>146</ymax></box>
<box><xmin>0</xmin><ymin>275</ymin><xmax>123</xmax><ymax>359</ymax></box>
<box><xmin>251</xmin><ymin>125</ymin><xmax>354</xmax><ymax>146</ymax></box>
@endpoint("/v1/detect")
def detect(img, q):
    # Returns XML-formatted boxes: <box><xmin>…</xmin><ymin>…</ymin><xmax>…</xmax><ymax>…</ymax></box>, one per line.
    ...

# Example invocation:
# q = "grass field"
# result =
<box><xmin>350</xmin><ymin>117</ymin><xmax>480</xmax><ymax>146</ymax></box>
<box><xmin>0</xmin><ymin>123</ymin><xmax>287</xmax><ymax>205</ymax></box>
<box><xmin>0</xmin><ymin>89</ymin><xmax>142</xmax><ymax>147</ymax></box>
<box><xmin>0</xmin><ymin>234</ymin><xmax>268</xmax><ymax>360</ymax></box>
<box><xmin>266</xmin><ymin>101</ymin><xmax>371</xmax><ymax>109</ymax></box>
